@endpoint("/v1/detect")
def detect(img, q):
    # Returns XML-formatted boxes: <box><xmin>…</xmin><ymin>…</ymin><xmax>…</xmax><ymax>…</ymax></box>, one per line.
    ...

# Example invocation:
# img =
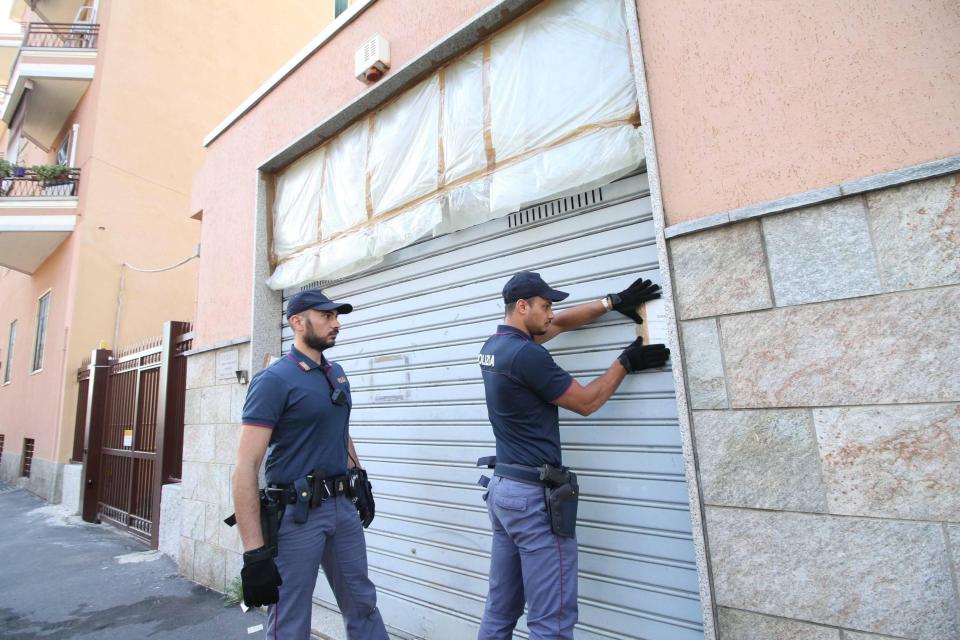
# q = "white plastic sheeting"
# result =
<box><xmin>267</xmin><ymin>0</ymin><xmax>643</xmax><ymax>289</ymax></box>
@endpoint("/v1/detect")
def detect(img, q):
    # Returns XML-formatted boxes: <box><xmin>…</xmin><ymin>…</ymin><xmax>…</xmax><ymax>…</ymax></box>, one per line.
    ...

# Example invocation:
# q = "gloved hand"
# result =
<box><xmin>241</xmin><ymin>546</ymin><xmax>282</xmax><ymax>607</ymax></box>
<box><xmin>618</xmin><ymin>337</ymin><xmax>670</xmax><ymax>373</ymax></box>
<box><xmin>607</xmin><ymin>278</ymin><xmax>662</xmax><ymax>323</ymax></box>
<box><xmin>348</xmin><ymin>467</ymin><xmax>376</xmax><ymax>528</ymax></box>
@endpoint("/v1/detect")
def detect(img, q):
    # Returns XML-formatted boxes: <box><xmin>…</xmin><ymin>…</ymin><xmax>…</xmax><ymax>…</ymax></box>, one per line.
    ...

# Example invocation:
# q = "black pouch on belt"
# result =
<box><xmin>543</xmin><ymin>472</ymin><xmax>579</xmax><ymax>538</ymax></box>
<box><xmin>259</xmin><ymin>489</ymin><xmax>283</xmax><ymax>558</ymax></box>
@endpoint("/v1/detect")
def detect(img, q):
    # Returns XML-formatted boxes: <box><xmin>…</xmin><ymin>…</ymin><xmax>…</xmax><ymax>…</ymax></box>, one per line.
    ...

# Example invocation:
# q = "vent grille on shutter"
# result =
<box><xmin>508</xmin><ymin>188</ymin><xmax>603</xmax><ymax>228</ymax></box>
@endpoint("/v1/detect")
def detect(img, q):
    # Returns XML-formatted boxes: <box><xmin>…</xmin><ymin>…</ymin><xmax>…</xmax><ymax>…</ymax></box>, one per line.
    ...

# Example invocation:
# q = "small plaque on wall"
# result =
<box><xmin>216</xmin><ymin>349</ymin><xmax>239</xmax><ymax>381</ymax></box>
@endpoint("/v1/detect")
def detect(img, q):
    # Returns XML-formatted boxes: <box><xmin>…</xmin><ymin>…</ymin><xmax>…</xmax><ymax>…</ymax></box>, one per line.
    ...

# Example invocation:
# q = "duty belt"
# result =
<box><xmin>494</xmin><ymin>462</ymin><xmax>546</xmax><ymax>485</ymax></box>
<box><xmin>268</xmin><ymin>473</ymin><xmax>351</xmax><ymax>507</ymax></box>
<box><xmin>476</xmin><ymin>455</ymin><xmax>573</xmax><ymax>488</ymax></box>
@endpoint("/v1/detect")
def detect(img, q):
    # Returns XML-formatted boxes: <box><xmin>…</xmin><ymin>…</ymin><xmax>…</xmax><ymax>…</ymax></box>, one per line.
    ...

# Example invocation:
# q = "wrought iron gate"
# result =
<box><xmin>76</xmin><ymin>321</ymin><xmax>191</xmax><ymax>546</ymax></box>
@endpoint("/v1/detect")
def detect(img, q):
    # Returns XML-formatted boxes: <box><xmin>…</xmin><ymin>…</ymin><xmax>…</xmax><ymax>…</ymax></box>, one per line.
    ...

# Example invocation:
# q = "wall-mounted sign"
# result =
<box><xmin>216</xmin><ymin>349</ymin><xmax>239</xmax><ymax>381</ymax></box>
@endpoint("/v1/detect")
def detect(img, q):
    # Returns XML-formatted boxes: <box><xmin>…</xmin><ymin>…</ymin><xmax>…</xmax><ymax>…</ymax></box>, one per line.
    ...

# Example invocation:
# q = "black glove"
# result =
<box><xmin>348</xmin><ymin>467</ymin><xmax>375</xmax><ymax>528</ymax></box>
<box><xmin>608</xmin><ymin>278</ymin><xmax>662</xmax><ymax>323</ymax></box>
<box><xmin>241</xmin><ymin>546</ymin><xmax>282</xmax><ymax>607</ymax></box>
<box><xmin>618</xmin><ymin>337</ymin><xmax>670</xmax><ymax>372</ymax></box>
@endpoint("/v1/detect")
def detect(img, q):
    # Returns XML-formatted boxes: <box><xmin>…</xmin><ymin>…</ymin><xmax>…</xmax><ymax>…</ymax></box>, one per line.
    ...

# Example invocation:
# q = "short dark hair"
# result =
<box><xmin>504</xmin><ymin>298</ymin><xmax>535</xmax><ymax>316</ymax></box>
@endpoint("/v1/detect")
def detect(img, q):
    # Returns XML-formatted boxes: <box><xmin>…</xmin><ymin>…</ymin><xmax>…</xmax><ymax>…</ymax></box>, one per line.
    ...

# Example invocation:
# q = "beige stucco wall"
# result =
<box><xmin>192</xmin><ymin>0</ymin><xmax>499</xmax><ymax>347</ymax></box>
<box><xmin>636</xmin><ymin>0</ymin><xmax>960</xmax><ymax>225</ymax></box>
<box><xmin>0</xmin><ymin>0</ymin><xmax>338</xmax><ymax>471</ymax></box>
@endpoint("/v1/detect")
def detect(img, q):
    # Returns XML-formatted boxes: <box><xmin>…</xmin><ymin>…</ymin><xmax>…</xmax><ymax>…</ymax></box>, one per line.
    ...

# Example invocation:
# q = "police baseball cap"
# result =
<box><xmin>286</xmin><ymin>289</ymin><xmax>353</xmax><ymax>318</ymax></box>
<box><xmin>502</xmin><ymin>271</ymin><xmax>569</xmax><ymax>304</ymax></box>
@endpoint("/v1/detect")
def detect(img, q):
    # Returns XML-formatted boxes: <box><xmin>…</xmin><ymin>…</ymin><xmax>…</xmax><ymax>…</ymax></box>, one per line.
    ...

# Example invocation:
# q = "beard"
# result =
<box><xmin>530</xmin><ymin>324</ymin><xmax>549</xmax><ymax>336</ymax></box>
<box><xmin>303</xmin><ymin>318</ymin><xmax>337</xmax><ymax>351</ymax></box>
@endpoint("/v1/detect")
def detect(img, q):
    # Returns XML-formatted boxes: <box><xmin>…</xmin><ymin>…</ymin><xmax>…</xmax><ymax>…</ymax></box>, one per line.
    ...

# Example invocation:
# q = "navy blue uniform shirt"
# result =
<box><xmin>478</xmin><ymin>324</ymin><xmax>574</xmax><ymax>467</ymax></box>
<box><xmin>242</xmin><ymin>346</ymin><xmax>352</xmax><ymax>484</ymax></box>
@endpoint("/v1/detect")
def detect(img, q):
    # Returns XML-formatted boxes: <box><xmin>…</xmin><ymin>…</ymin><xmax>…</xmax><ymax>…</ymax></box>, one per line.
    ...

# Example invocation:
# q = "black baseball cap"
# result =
<box><xmin>502</xmin><ymin>271</ymin><xmax>569</xmax><ymax>304</ymax></box>
<box><xmin>286</xmin><ymin>289</ymin><xmax>353</xmax><ymax>319</ymax></box>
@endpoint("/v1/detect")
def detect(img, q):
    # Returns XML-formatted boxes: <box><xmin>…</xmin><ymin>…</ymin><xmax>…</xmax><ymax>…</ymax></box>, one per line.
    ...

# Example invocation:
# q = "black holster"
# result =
<box><xmin>259</xmin><ymin>489</ymin><xmax>283</xmax><ymax>557</ymax></box>
<box><xmin>541</xmin><ymin>465</ymin><xmax>579</xmax><ymax>538</ymax></box>
<box><xmin>222</xmin><ymin>489</ymin><xmax>285</xmax><ymax>557</ymax></box>
<box><xmin>347</xmin><ymin>467</ymin><xmax>375</xmax><ymax>528</ymax></box>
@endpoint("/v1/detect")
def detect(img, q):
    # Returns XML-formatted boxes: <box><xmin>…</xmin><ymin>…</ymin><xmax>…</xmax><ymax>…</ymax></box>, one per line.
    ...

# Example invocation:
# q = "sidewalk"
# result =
<box><xmin>0</xmin><ymin>484</ymin><xmax>266</xmax><ymax>640</ymax></box>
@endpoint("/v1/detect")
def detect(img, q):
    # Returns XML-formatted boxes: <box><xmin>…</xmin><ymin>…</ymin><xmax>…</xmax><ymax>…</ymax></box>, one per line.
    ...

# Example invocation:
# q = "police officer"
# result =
<box><xmin>232</xmin><ymin>289</ymin><xmax>388</xmax><ymax>640</ymax></box>
<box><xmin>476</xmin><ymin>271</ymin><xmax>669</xmax><ymax>640</ymax></box>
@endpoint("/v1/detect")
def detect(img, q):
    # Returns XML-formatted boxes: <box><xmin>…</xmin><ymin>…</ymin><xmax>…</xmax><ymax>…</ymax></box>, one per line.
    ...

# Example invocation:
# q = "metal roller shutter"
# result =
<box><xmin>280</xmin><ymin>173</ymin><xmax>704</xmax><ymax>640</ymax></box>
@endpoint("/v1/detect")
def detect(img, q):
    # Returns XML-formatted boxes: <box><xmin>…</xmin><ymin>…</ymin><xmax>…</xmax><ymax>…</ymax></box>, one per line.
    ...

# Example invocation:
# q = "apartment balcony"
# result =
<box><xmin>0</xmin><ymin>168</ymin><xmax>79</xmax><ymax>274</ymax></box>
<box><xmin>1</xmin><ymin>22</ymin><xmax>98</xmax><ymax>150</ymax></box>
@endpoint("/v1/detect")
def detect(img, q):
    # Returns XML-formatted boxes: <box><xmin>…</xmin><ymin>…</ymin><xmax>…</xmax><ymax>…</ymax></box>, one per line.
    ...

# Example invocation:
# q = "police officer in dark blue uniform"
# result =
<box><xmin>476</xmin><ymin>271</ymin><xmax>669</xmax><ymax>640</ymax></box>
<box><xmin>231</xmin><ymin>289</ymin><xmax>388</xmax><ymax>640</ymax></box>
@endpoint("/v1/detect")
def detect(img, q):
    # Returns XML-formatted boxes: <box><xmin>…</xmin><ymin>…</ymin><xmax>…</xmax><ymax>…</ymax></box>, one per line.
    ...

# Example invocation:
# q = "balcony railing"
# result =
<box><xmin>23</xmin><ymin>22</ymin><xmax>99</xmax><ymax>49</ymax></box>
<box><xmin>0</xmin><ymin>168</ymin><xmax>79</xmax><ymax>197</ymax></box>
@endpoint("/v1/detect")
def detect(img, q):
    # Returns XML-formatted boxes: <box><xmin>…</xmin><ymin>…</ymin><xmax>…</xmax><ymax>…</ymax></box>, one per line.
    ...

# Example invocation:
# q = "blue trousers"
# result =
<box><xmin>267</xmin><ymin>493</ymin><xmax>388</xmax><ymax>640</ymax></box>
<box><xmin>478</xmin><ymin>475</ymin><xmax>578</xmax><ymax>640</ymax></box>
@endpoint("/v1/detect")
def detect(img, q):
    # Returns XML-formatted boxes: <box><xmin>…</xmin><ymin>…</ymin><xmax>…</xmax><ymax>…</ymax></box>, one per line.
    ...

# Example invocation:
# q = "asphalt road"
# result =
<box><xmin>0</xmin><ymin>484</ymin><xmax>266</xmax><ymax>640</ymax></box>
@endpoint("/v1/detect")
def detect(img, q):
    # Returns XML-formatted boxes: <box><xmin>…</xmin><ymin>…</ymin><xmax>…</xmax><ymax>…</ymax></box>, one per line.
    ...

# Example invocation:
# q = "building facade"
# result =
<box><xmin>0</xmin><ymin>0</ymin><xmax>337</xmax><ymax>507</ymax></box>
<box><xmin>185</xmin><ymin>0</ymin><xmax>959</xmax><ymax>638</ymax></box>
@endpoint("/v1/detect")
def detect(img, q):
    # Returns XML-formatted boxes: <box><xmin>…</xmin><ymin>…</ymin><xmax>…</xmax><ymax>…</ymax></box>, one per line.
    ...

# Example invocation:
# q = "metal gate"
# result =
<box><xmin>77</xmin><ymin>321</ymin><xmax>192</xmax><ymax>545</ymax></box>
<box><xmin>282</xmin><ymin>174</ymin><xmax>704</xmax><ymax>639</ymax></box>
<box><xmin>97</xmin><ymin>340</ymin><xmax>162</xmax><ymax>540</ymax></box>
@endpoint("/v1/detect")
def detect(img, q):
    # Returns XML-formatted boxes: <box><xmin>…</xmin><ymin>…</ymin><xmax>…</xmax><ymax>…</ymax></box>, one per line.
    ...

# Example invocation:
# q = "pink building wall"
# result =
<box><xmin>192</xmin><ymin>0</ymin><xmax>497</xmax><ymax>347</ymax></box>
<box><xmin>0</xmin><ymin>236</ymin><xmax>77</xmax><ymax>468</ymax></box>
<box><xmin>636</xmin><ymin>0</ymin><xmax>960</xmax><ymax>225</ymax></box>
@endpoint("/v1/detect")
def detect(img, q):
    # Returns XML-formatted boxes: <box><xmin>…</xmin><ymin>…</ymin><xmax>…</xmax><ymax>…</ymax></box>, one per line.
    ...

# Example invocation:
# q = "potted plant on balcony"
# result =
<box><xmin>0</xmin><ymin>159</ymin><xmax>14</xmax><ymax>178</ymax></box>
<box><xmin>31</xmin><ymin>164</ymin><xmax>70</xmax><ymax>182</ymax></box>
<box><xmin>31</xmin><ymin>163</ymin><xmax>73</xmax><ymax>195</ymax></box>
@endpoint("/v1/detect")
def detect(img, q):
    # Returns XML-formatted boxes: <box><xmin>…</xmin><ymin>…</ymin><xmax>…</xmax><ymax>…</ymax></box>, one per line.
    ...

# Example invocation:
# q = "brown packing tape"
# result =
<box><xmin>271</xmin><ymin>113</ymin><xmax>641</xmax><ymax>269</ymax></box>
<box><xmin>482</xmin><ymin>41</ymin><xmax>495</xmax><ymax>170</ymax></box>
<box><xmin>364</xmin><ymin>115</ymin><xmax>375</xmax><ymax>219</ymax></box>
<box><xmin>317</xmin><ymin>148</ymin><xmax>328</xmax><ymax>243</ymax></box>
<box><xmin>437</xmin><ymin>67</ymin><xmax>447</xmax><ymax>187</ymax></box>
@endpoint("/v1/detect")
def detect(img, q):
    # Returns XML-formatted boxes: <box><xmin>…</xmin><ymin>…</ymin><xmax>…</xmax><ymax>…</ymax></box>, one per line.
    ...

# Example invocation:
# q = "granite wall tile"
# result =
<box><xmin>718</xmin><ymin>607</ymin><xmax>840</xmax><ymax>640</ymax></box>
<box><xmin>186</xmin><ymin>351</ymin><xmax>215</xmax><ymax>390</ymax></box>
<box><xmin>178</xmin><ymin>536</ymin><xmax>195</xmax><ymax>580</ymax></box>
<box><xmin>681</xmin><ymin>319</ymin><xmax>728</xmax><ymax>409</ymax></box>
<box><xmin>695</xmin><ymin>410</ymin><xmax>826</xmax><ymax>511</ymax></box>
<box><xmin>707</xmin><ymin>507</ymin><xmax>957</xmax><ymax>639</ymax></box>
<box><xmin>184</xmin><ymin>388</ymin><xmax>201</xmax><ymax>426</ymax></box>
<box><xmin>182</xmin><ymin>424</ymin><xmax>215</xmax><ymax>463</ymax></box>
<box><xmin>200</xmin><ymin>385</ymin><xmax>231</xmax><ymax>424</ymax></box>
<box><xmin>670</xmin><ymin>220</ymin><xmax>772</xmax><ymax>319</ymax></box>
<box><xmin>762</xmin><ymin>198</ymin><xmax>880</xmax><ymax>306</ymax></box>
<box><xmin>721</xmin><ymin>286</ymin><xmax>960</xmax><ymax>407</ymax></box>
<box><xmin>814</xmin><ymin>404</ymin><xmax>960</xmax><ymax>521</ymax></box>
<box><xmin>180</xmin><ymin>497</ymin><xmax>205</xmax><ymax>540</ymax></box>
<box><xmin>193</xmin><ymin>540</ymin><xmax>226</xmax><ymax>591</ymax></box>
<box><xmin>230</xmin><ymin>383</ymin><xmax>247</xmax><ymax>423</ymax></box>
<box><xmin>214</xmin><ymin>423</ymin><xmax>242</xmax><ymax>465</ymax></box>
<box><xmin>865</xmin><ymin>173</ymin><xmax>960</xmax><ymax>291</ymax></box>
